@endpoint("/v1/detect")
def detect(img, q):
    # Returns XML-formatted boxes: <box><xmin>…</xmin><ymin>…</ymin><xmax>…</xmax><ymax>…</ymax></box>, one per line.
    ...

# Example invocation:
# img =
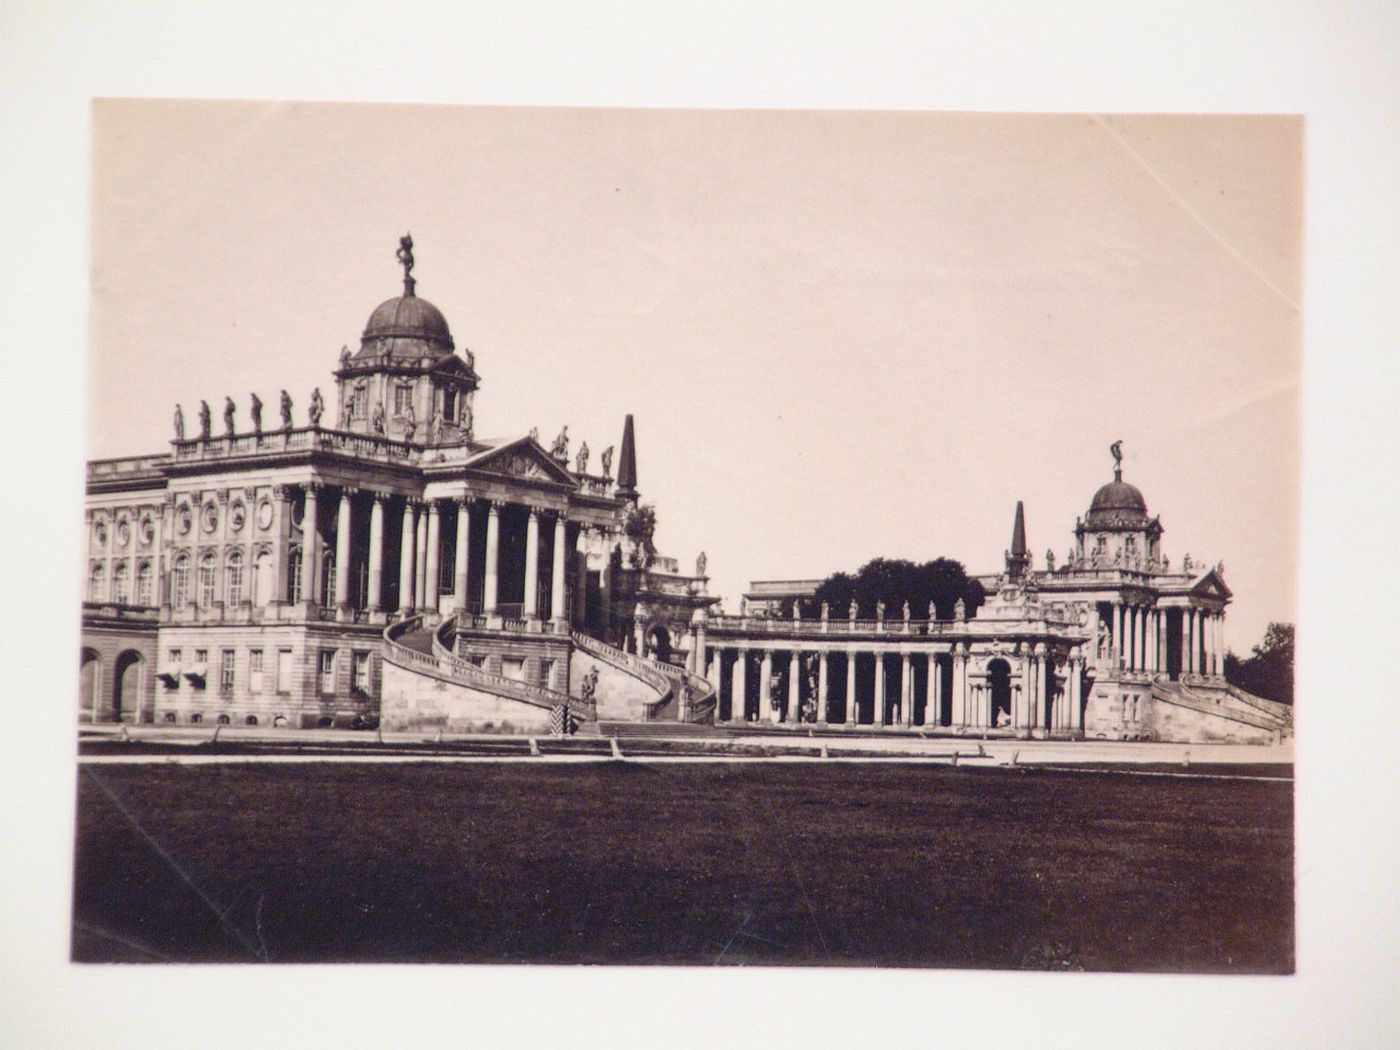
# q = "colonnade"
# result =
<box><xmin>297</xmin><ymin>484</ymin><xmax>570</xmax><ymax>622</ymax></box>
<box><xmin>697</xmin><ymin>642</ymin><xmax>1088</xmax><ymax>732</ymax></box>
<box><xmin>1098</xmin><ymin>601</ymin><xmax>1225</xmax><ymax>677</ymax></box>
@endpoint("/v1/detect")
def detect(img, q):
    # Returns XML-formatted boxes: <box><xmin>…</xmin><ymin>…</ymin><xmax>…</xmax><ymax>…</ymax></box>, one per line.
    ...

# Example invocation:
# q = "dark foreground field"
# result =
<box><xmin>72</xmin><ymin>762</ymin><xmax>1292</xmax><ymax>971</ymax></box>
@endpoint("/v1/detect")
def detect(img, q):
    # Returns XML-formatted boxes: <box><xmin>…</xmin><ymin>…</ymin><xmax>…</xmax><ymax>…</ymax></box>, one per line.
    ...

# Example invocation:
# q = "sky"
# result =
<box><xmin>90</xmin><ymin>103</ymin><xmax>1300</xmax><ymax>651</ymax></box>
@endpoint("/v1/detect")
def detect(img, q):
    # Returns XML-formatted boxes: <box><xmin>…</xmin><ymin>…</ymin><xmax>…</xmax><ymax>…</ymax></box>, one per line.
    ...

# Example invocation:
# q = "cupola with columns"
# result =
<box><xmin>333</xmin><ymin>234</ymin><xmax>480</xmax><ymax>445</ymax></box>
<box><xmin>1072</xmin><ymin>440</ymin><xmax>1164</xmax><ymax>570</ymax></box>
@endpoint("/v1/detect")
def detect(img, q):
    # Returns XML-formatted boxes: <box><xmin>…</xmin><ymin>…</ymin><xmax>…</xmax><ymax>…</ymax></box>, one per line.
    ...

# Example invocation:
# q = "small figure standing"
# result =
<box><xmin>198</xmin><ymin>400</ymin><xmax>212</xmax><ymax>440</ymax></box>
<box><xmin>1110</xmin><ymin>439</ymin><xmax>1123</xmax><ymax>472</ymax></box>
<box><xmin>954</xmin><ymin>597</ymin><xmax>966</xmax><ymax>621</ymax></box>
<box><xmin>223</xmin><ymin>396</ymin><xmax>236</xmax><ymax>436</ymax></box>
<box><xmin>695</xmin><ymin>551</ymin><xmax>707</xmax><ymax>577</ymax></box>
<box><xmin>371</xmin><ymin>400</ymin><xmax>385</xmax><ymax>434</ymax></box>
<box><xmin>551</xmin><ymin>425</ymin><xmax>569</xmax><ymax>460</ymax></box>
<box><xmin>430</xmin><ymin>404</ymin><xmax>443</xmax><ymax>443</ymax></box>
<box><xmin>279</xmin><ymin>389</ymin><xmax>293</xmax><ymax>430</ymax></box>
<box><xmin>403</xmin><ymin>401</ymin><xmax>417</xmax><ymax>442</ymax></box>
<box><xmin>902</xmin><ymin>600</ymin><xmax>911</xmax><ymax>622</ymax></box>
<box><xmin>600</xmin><ymin>445</ymin><xmax>614</xmax><ymax>478</ymax></box>
<box><xmin>172</xmin><ymin>403</ymin><xmax>185</xmax><ymax>441</ymax></box>
<box><xmin>1046</xmin><ymin>548</ymin><xmax>1055</xmax><ymax>571</ymax></box>
<box><xmin>529</xmin><ymin>426</ymin><xmax>539</xmax><ymax>443</ymax></box>
<box><xmin>308</xmin><ymin>387</ymin><xmax>324</xmax><ymax>427</ymax></box>
<box><xmin>339</xmin><ymin>344</ymin><xmax>350</xmax><ymax>367</ymax></box>
<box><xmin>250</xmin><ymin>392</ymin><xmax>263</xmax><ymax>435</ymax></box>
<box><xmin>396</xmin><ymin>233</ymin><xmax>416</xmax><ymax>295</ymax></box>
<box><xmin>576</xmin><ymin>441</ymin><xmax>590</xmax><ymax>474</ymax></box>
<box><xmin>848</xmin><ymin>599</ymin><xmax>858</xmax><ymax>620</ymax></box>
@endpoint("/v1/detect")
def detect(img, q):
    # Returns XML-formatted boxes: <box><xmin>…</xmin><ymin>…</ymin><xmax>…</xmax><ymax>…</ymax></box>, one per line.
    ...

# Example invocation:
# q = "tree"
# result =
<box><xmin>781</xmin><ymin>557</ymin><xmax>986</xmax><ymax>620</ymax></box>
<box><xmin>623</xmin><ymin>504</ymin><xmax>658</xmax><ymax>569</ymax></box>
<box><xmin>1224</xmin><ymin>622</ymin><xmax>1294</xmax><ymax>705</ymax></box>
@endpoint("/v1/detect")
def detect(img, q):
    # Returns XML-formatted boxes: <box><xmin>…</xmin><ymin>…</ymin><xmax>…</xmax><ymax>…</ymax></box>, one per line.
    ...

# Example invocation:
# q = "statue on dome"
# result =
<box><xmin>576</xmin><ymin>441</ymin><xmax>590</xmax><ymax>474</ymax></box>
<box><xmin>197</xmin><ymin>400</ymin><xmax>211</xmax><ymax>440</ymax></box>
<box><xmin>250</xmin><ymin>392</ymin><xmax>263</xmax><ymax>435</ymax></box>
<box><xmin>172</xmin><ymin>403</ymin><xmax>184</xmax><ymax>441</ymax></box>
<box><xmin>396</xmin><ymin>233</ymin><xmax>416</xmax><ymax>296</ymax></box>
<box><xmin>223</xmin><ymin>397</ymin><xmax>236</xmax><ymax>436</ymax></box>
<box><xmin>308</xmin><ymin>388</ymin><xmax>324</xmax><ymax>427</ymax></box>
<box><xmin>1110</xmin><ymin>439</ymin><xmax>1123</xmax><ymax>473</ymax></box>
<box><xmin>695</xmin><ymin>551</ymin><xmax>707</xmax><ymax>577</ymax></box>
<box><xmin>279</xmin><ymin>390</ymin><xmax>293</xmax><ymax>430</ymax></box>
<box><xmin>600</xmin><ymin>445</ymin><xmax>614</xmax><ymax>478</ymax></box>
<box><xmin>371</xmin><ymin>400</ymin><xmax>385</xmax><ymax>435</ymax></box>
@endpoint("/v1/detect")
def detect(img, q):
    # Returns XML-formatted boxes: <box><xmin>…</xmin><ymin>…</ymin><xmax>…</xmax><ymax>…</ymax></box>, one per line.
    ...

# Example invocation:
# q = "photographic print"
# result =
<box><xmin>75</xmin><ymin>101</ymin><xmax>1299</xmax><ymax>971</ymax></box>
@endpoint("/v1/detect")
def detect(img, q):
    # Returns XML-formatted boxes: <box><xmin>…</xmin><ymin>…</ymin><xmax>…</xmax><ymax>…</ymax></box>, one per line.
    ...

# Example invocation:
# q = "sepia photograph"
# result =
<box><xmin>74</xmin><ymin>101</ymin><xmax>1298</xmax><ymax>972</ymax></box>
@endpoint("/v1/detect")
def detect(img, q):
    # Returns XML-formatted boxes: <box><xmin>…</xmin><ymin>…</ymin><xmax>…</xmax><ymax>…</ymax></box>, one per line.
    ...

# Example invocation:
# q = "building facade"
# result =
<box><xmin>80</xmin><ymin>238</ymin><xmax>715</xmax><ymax>732</ymax></box>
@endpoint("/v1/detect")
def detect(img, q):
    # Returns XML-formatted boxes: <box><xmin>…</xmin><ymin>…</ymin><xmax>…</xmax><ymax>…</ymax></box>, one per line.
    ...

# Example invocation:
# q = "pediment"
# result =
<box><xmin>464</xmin><ymin>438</ymin><xmax>577</xmax><ymax>487</ymax></box>
<box><xmin>1189</xmin><ymin>568</ymin><xmax>1233</xmax><ymax>600</ymax></box>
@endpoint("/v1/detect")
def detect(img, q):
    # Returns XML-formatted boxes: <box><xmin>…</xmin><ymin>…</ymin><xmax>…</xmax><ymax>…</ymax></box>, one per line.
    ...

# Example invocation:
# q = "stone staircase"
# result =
<box><xmin>570</xmin><ymin>630</ymin><xmax>717</xmax><ymax>725</ymax></box>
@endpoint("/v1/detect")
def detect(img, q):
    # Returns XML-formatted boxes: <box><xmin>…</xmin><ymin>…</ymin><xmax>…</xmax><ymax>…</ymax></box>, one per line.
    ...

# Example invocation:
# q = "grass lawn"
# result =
<box><xmin>71</xmin><ymin>762</ymin><xmax>1292</xmax><ymax>971</ymax></box>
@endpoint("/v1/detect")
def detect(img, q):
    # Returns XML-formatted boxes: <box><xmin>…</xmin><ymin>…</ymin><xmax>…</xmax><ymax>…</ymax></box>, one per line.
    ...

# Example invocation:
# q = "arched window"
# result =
<box><xmin>172</xmin><ymin>553</ymin><xmax>191</xmax><ymax>606</ymax></box>
<box><xmin>135</xmin><ymin>560</ymin><xmax>153</xmax><ymax>605</ymax></box>
<box><xmin>320</xmin><ymin>550</ymin><xmax>336</xmax><ymax>607</ymax></box>
<box><xmin>287</xmin><ymin>546</ymin><xmax>303</xmax><ymax>604</ymax></box>
<box><xmin>89</xmin><ymin>563</ymin><xmax>106</xmax><ymax>602</ymax></box>
<box><xmin>226</xmin><ymin>550</ymin><xmax>245</xmax><ymax>606</ymax></box>
<box><xmin>198</xmin><ymin>552</ymin><xmax>218</xmax><ymax>608</ymax></box>
<box><xmin>252</xmin><ymin>551</ymin><xmax>271</xmax><ymax>606</ymax></box>
<box><xmin>113</xmin><ymin>561</ymin><xmax>130</xmax><ymax>604</ymax></box>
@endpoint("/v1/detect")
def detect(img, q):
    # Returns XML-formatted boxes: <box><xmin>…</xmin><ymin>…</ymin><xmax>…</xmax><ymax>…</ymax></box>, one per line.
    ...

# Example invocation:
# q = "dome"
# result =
<box><xmin>361</xmin><ymin>293</ymin><xmax>455</xmax><ymax>354</ymax></box>
<box><xmin>1086</xmin><ymin>475</ymin><xmax>1149</xmax><ymax>524</ymax></box>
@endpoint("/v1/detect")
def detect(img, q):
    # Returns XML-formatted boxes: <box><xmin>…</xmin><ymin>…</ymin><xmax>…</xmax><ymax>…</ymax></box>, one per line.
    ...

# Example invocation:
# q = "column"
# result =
<box><xmin>523</xmin><ymin>508</ymin><xmax>540</xmax><ymax>619</ymax></box>
<box><xmin>787</xmin><ymin>650</ymin><xmax>800</xmax><ymax>722</ymax></box>
<box><xmin>951</xmin><ymin>645</ymin><xmax>967</xmax><ymax>728</ymax></box>
<box><xmin>367</xmin><ymin>492</ymin><xmax>385</xmax><ymax>611</ymax></box>
<box><xmin>817</xmin><ymin>652</ymin><xmax>829</xmax><ymax>723</ymax></box>
<box><xmin>874</xmin><ymin>652</ymin><xmax>887</xmax><ymax>727</ymax></box>
<box><xmin>424</xmin><ymin>501</ymin><xmax>441</xmax><ymax>610</ymax></box>
<box><xmin>731</xmin><ymin>650</ymin><xmax>747</xmax><ymax>723</ymax></box>
<box><xmin>845</xmin><ymin>650</ymin><xmax>857</xmax><ymax>726</ymax></box>
<box><xmin>693</xmin><ymin>620</ymin><xmax>707</xmax><ymax>678</ymax></box>
<box><xmin>1034</xmin><ymin>646</ymin><xmax>1047</xmax><ymax>729</ymax></box>
<box><xmin>398</xmin><ymin>499</ymin><xmax>417</xmax><ymax>614</ymax></box>
<box><xmin>1114</xmin><ymin>602</ymin><xmax>1125</xmax><ymax>667</ymax></box>
<box><xmin>1187</xmin><ymin>609</ymin><xmax>1197</xmax><ymax>673</ymax></box>
<box><xmin>453</xmin><ymin>499</ymin><xmax>471</xmax><ymax>613</ymax></box>
<box><xmin>483</xmin><ymin>500</ymin><xmax>501</xmax><ymax>615</ymax></box>
<box><xmin>415</xmin><ymin>504</ymin><xmax>429</xmax><ymax>609</ymax></box>
<box><xmin>301</xmin><ymin>483</ymin><xmax>320</xmax><ymax>607</ymax></box>
<box><xmin>1067</xmin><ymin>652</ymin><xmax>1082</xmax><ymax>731</ymax></box>
<box><xmin>1214</xmin><ymin>613</ymin><xmax>1225</xmax><ymax>676</ymax></box>
<box><xmin>1147</xmin><ymin>609</ymin><xmax>1158</xmax><ymax>673</ymax></box>
<box><xmin>550</xmin><ymin>515</ymin><xmax>567</xmax><ymax>624</ymax></box>
<box><xmin>759</xmin><ymin>650</ymin><xmax>774</xmax><ymax>724</ymax></box>
<box><xmin>901</xmin><ymin>653</ymin><xmax>913</xmax><ymax>726</ymax></box>
<box><xmin>332</xmin><ymin>489</ymin><xmax>353</xmax><ymax>608</ymax></box>
<box><xmin>708</xmin><ymin>648</ymin><xmax>723</xmax><ymax>697</ymax></box>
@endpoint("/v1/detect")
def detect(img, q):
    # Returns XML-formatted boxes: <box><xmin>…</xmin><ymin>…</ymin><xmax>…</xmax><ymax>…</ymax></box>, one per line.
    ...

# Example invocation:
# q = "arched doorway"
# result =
<box><xmin>646</xmin><ymin>624</ymin><xmax>673</xmax><ymax>663</ymax></box>
<box><xmin>80</xmin><ymin>649</ymin><xmax>101</xmax><ymax>722</ymax></box>
<box><xmin>114</xmin><ymin>650</ymin><xmax>144</xmax><ymax>723</ymax></box>
<box><xmin>987</xmin><ymin>658</ymin><xmax>1012</xmax><ymax>728</ymax></box>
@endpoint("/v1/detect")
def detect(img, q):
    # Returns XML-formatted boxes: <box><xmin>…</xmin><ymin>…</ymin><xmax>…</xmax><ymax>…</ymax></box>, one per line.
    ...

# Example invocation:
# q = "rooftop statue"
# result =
<box><xmin>576</xmin><ymin>441</ymin><xmax>590</xmax><ymax>474</ymax></box>
<box><xmin>250</xmin><ymin>392</ymin><xmax>263</xmax><ymax>435</ymax></box>
<box><xmin>600</xmin><ymin>445</ymin><xmax>614</xmax><ymax>478</ymax></box>
<box><xmin>1046</xmin><ymin>548</ymin><xmax>1056</xmax><ymax>571</ymax></box>
<box><xmin>339</xmin><ymin>344</ymin><xmax>350</xmax><ymax>366</ymax></box>
<box><xmin>308</xmin><ymin>387</ymin><xmax>324</xmax><ymax>427</ymax></box>
<box><xmin>223</xmin><ymin>396</ymin><xmax>236</xmax><ymax>436</ymax></box>
<box><xmin>279</xmin><ymin>389</ymin><xmax>292</xmax><ymax>430</ymax></box>
<box><xmin>551</xmin><ymin>425</ymin><xmax>569</xmax><ymax>460</ymax></box>
<box><xmin>529</xmin><ymin>426</ymin><xmax>539</xmax><ymax>442</ymax></box>
<box><xmin>396</xmin><ymin>232</ymin><xmax>416</xmax><ymax>296</ymax></box>
<box><xmin>1110</xmin><ymin>439</ymin><xmax>1124</xmax><ymax>473</ymax></box>
<box><xmin>848</xmin><ymin>599</ymin><xmax>858</xmax><ymax>620</ymax></box>
<box><xmin>172</xmin><ymin>403</ymin><xmax>184</xmax><ymax>441</ymax></box>
<box><xmin>198</xmin><ymin>400</ymin><xmax>212</xmax><ymax>440</ymax></box>
<box><xmin>695</xmin><ymin>550</ymin><xmax>706</xmax><ymax>577</ymax></box>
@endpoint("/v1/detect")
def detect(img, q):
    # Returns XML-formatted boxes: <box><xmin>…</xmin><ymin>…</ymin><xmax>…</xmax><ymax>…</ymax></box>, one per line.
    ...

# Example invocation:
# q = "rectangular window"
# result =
<box><xmin>168</xmin><ymin>648</ymin><xmax>182</xmax><ymax>665</ymax></box>
<box><xmin>442</xmin><ymin>389</ymin><xmax>457</xmax><ymax>423</ymax></box>
<box><xmin>220</xmin><ymin>649</ymin><xmax>235</xmax><ymax>691</ymax></box>
<box><xmin>276</xmin><ymin>648</ymin><xmax>293</xmax><ymax>694</ymax></box>
<box><xmin>320</xmin><ymin>650</ymin><xmax>336</xmax><ymax>693</ymax></box>
<box><xmin>194</xmin><ymin>648</ymin><xmax>208</xmax><ymax>665</ymax></box>
<box><xmin>502</xmin><ymin>657</ymin><xmax>525</xmax><ymax>682</ymax></box>
<box><xmin>353</xmin><ymin>651</ymin><xmax>370</xmax><ymax>693</ymax></box>
<box><xmin>540</xmin><ymin>659</ymin><xmax>555</xmax><ymax>690</ymax></box>
<box><xmin>249</xmin><ymin>649</ymin><xmax>264</xmax><ymax>693</ymax></box>
<box><xmin>394</xmin><ymin>385</ymin><xmax>412</xmax><ymax>415</ymax></box>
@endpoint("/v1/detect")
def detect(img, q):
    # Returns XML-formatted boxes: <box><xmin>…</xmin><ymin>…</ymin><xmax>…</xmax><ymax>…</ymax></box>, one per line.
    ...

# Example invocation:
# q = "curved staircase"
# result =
<box><xmin>570</xmin><ymin>630</ymin><xmax>717</xmax><ymax>725</ymax></box>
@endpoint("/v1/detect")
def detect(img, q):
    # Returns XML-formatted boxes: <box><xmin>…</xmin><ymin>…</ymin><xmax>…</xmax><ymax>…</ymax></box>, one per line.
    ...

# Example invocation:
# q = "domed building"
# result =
<box><xmin>80</xmin><ymin>237</ymin><xmax>717</xmax><ymax>733</ymax></box>
<box><xmin>704</xmin><ymin>444</ymin><xmax>1290</xmax><ymax>744</ymax></box>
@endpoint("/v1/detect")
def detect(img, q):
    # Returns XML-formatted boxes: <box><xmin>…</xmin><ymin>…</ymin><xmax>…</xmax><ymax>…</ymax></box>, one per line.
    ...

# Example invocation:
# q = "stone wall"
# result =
<box><xmin>381</xmin><ymin>660</ymin><xmax>553</xmax><ymax>734</ymax></box>
<box><xmin>569</xmin><ymin>650</ymin><xmax>667</xmax><ymax>721</ymax></box>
